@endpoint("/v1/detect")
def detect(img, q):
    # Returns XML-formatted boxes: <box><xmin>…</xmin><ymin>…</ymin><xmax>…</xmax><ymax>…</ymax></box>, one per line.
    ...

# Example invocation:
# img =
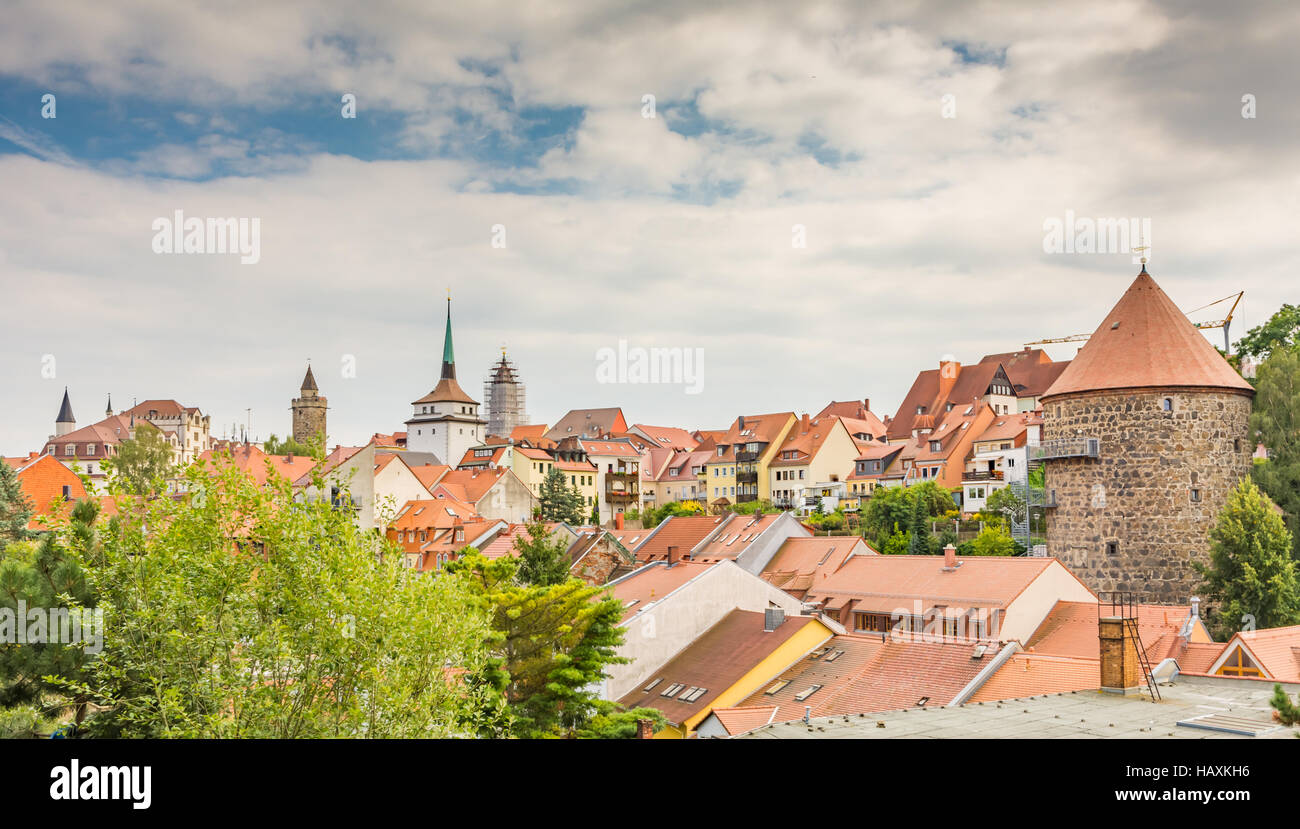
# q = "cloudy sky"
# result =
<box><xmin>1</xmin><ymin>0</ymin><xmax>1297</xmax><ymax>453</ymax></box>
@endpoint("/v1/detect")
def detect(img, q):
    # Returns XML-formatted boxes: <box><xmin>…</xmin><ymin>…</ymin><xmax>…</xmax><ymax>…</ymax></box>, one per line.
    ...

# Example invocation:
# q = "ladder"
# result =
<box><xmin>1125</xmin><ymin>615</ymin><xmax>1161</xmax><ymax>702</ymax></box>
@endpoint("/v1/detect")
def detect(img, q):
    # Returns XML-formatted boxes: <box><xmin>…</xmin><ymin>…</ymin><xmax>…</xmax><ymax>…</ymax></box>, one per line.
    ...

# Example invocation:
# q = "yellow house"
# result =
<box><xmin>768</xmin><ymin>415</ymin><xmax>861</xmax><ymax>511</ymax></box>
<box><xmin>617</xmin><ymin>609</ymin><xmax>834</xmax><ymax>738</ymax></box>
<box><xmin>703</xmin><ymin>412</ymin><xmax>796</xmax><ymax>509</ymax></box>
<box><xmin>556</xmin><ymin>458</ymin><xmax>598</xmax><ymax>512</ymax></box>
<box><xmin>512</xmin><ymin>446</ymin><xmax>556</xmax><ymax>499</ymax></box>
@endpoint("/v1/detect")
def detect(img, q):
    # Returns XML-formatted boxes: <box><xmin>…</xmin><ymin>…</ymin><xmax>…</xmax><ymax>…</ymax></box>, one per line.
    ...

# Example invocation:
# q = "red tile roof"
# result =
<box><xmin>617</xmin><ymin>610</ymin><xmax>827</xmax><ymax>726</ymax></box>
<box><xmin>432</xmin><ymin>467</ymin><xmax>512</xmax><ymax>504</ymax></box>
<box><xmin>198</xmin><ymin>444</ymin><xmax>317</xmax><ymax>486</ymax></box>
<box><xmin>1025</xmin><ymin>600</ymin><xmax>1195</xmax><ymax>662</ymax></box>
<box><xmin>15</xmin><ymin>454</ymin><xmax>87</xmax><ymax>529</ymax></box>
<box><xmin>607</xmin><ymin>560</ymin><xmax>716</xmax><ymax>622</ymax></box>
<box><xmin>1041</xmin><ymin>269</ymin><xmax>1255</xmax><ymax>400</ymax></box>
<box><xmin>630</xmin><ymin>424</ymin><xmax>700</xmax><ymax>451</ymax></box>
<box><xmin>735</xmin><ymin>633</ymin><xmax>1001</xmax><ymax>719</ymax></box>
<box><xmin>633</xmin><ymin>513</ymin><xmax>728</xmax><ymax>563</ymax></box>
<box><xmin>707</xmin><ymin>705</ymin><xmax>780</xmax><ymax>736</ymax></box>
<box><xmin>545</xmin><ymin>408</ymin><xmax>627</xmax><ymax>441</ymax></box>
<box><xmin>1221</xmin><ymin>625</ymin><xmax>1300</xmax><ymax>682</ymax></box>
<box><xmin>968</xmin><ymin>652</ymin><xmax>1100</xmax><ymax>702</ymax></box>
<box><xmin>693</xmin><ymin>513</ymin><xmax>782</xmax><ymax>562</ymax></box>
<box><xmin>760</xmin><ymin>536</ymin><xmax>870</xmax><ymax>597</ymax></box>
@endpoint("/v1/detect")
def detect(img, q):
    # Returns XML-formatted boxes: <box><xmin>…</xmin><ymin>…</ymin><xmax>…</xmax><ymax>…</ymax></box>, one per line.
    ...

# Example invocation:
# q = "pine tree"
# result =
<box><xmin>907</xmin><ymin>493</ymin><xmax>929</xmax><ymax>554</ymax></box>
<box><xmin>1195</xmin><ymin>478</ymin><xmax>1300</xmax><ymax>639</ymax></box>
<box><xmin>538</xmin><ymin>468</ymin><xmax>583</xmax><ymax>525</ymax></box>
<box><xmin>514</xmin><ymin>521</ymin><xmax>571</xmax><ymax>587</ymax></box>
<box><xmin>0</xmin><ymin>460</ymin><xmax>33</xmax><ymax>547</ymax></box>
<box><xmin>1271</xmin><ymin>684</ymin><xmax>1300</xmax><ymax>726</ymax></box>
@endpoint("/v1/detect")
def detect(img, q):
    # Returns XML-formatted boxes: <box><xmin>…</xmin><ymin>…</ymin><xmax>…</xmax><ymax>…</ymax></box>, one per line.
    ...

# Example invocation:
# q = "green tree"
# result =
<box><xmin>1250</xmin><ymin>347</ymin><xmax>1300</xmax><ymax>556</ymax></box>
<box><xmin>103</xmin><ymin>423</ymin><xmax>175</xmax><ymax>495</ymax></box>
<box><xmin>907</xmin><ymin>495</ymin><xmax>929</xmax><ymax>553</ymax></box>
<box><xmin>1271</xmin><ymin>684</ymin><xmax>1300</xmax><ymax>727</ymax></box>
<box><xmin>263</xmin><ymin>432</ymin><xmax>324</xmax><ymax>459</ymax></box>
<box><xmin>1195</xmin><ymin>478</ymin><xmax>1300</xmax><ymax>639</ymax></box>
<box><xmin>447</xmin><ymin>551</ymin><xmax>629</xmax><ymax>737</ymax></box>
<box><xmin>60</xmin><ymin>462</ymin><xmax>496</xmax><ymax>737</ymax></box>
<box><xmin>538</xmin><ymin>467</ymin><xmax>584</xmax><ymax>525</ymax></box>
<box><xmin>1235</xmin><ymin>303</ymin><xmax>1300</xmax><ymax>359</ymax></box>
<box><xmin>979</xmin><ymin>486</ymin><xmax>1026</xmax><ymax>528</ymax></box>
<box><xmin>0</xmin><ymin>459</ymin><xmax>32</xmax><ymax>547</ymax></box>
<box><xmin>0</xmin><ymin>499</ymin><xmax>100</xmax><ymax>729</ymax></box>
<box><xmin>575</xmin><ymin>705</ymin><xmax>669</xmax><ymax>739</ymax></box>
<box><xmin>967</xmin><ymin>524</ymin><xmax>1016</xmax><ymax>556</ymax></box>
<box><xmin>514</xmin><ymin>521</ymin><xmax>571</xmax><ymax>587</ymax></box>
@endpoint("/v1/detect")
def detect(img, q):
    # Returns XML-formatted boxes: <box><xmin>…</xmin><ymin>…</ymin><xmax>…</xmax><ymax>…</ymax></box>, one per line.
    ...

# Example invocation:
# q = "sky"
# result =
<box><xmin>1</xmin><ymin>0</ymin><xmax>1297</xmax><ymax>453</ymax></box>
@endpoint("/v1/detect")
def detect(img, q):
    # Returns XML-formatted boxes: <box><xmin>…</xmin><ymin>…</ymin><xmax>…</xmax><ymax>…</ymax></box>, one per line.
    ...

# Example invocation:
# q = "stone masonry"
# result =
<box><xmin>1043</xmin><ymin>388</ymin><xmax>1253</xmax><ymax>604</ymax></box>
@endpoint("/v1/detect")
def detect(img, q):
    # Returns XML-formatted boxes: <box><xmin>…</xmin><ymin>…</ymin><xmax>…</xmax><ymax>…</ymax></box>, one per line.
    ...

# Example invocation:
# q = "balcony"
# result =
<box><xmin>605</xmin><ymin>473</ymin><xmax>640</xmax><ymax>501</ymax></box>
<box><xmin>1030</xmin><ymin>438</ymin><xmax>1100</xmax><ymax>461</ymax></box>
<box><xmin>736</xmin><ymin>470</ymin><xmax>758</xmax><ymax>485</ymax></box>
<box><xmin>962</xmin><ymin>470</ymin><xmax>1005</xmax><ymax>482</ymax></box>
<box><xmin>735</xmin><ymin>450</ymin><xmax>760</xmax><ymax>463</ymax></box>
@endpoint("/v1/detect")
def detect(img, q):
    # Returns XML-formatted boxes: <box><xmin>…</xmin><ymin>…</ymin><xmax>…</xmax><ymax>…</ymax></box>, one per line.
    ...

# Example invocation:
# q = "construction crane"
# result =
<box><xmin>1027</xmin><ymin>291</ymin><xmax>1244</xmax><ymax>353</ymax></box>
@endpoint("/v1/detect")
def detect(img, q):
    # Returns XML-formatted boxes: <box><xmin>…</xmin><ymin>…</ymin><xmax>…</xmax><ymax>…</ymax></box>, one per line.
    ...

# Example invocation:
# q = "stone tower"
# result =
<box><xmin>54</xmin><ymin>388</ymin><xmax>76</xmax><ymax>437</ymax></box>
<box><xmin>1040</xmin><ymin>266</ymin><xmax>1255</xmax><ymax>604</ymax></box>
<box><xmin>404</xmin><ymin>297</ymin><xmax>486</xmax><ymax>465</ymax></box>
<box><xmin>483</xmin><ymin>348</ymin><xmax>528</xmax><ymax>438</ymax></box>
<box><xmin>291</xmin><ymin>364</ymin><xmax>328</xmax><ymax>445</ymax></box>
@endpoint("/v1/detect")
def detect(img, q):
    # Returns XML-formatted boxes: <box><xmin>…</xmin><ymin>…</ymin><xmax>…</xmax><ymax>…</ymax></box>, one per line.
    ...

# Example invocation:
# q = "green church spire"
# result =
<box><xmin>441</xmin><ymin>294</ymin><xmax>456</xmax><ymax>380</ymax></box>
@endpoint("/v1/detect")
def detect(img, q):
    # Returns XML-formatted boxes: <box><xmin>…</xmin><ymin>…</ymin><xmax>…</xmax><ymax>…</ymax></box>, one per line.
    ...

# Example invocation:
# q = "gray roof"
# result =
<box><xmin>739</xmin><ymin>675</ymin><xmax>1300</xmax><ymax>739</ymax></box>
<box><xmin>56</xmin><ymin>388</ymin><xmax>75</xmax><ymax>423</ymax></box>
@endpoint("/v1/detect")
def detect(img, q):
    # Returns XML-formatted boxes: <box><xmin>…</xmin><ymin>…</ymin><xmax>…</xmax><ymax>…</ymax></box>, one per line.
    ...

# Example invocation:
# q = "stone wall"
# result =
<box><xmin>1043</xmin><ymin>389</ymin><xmax>1253</xmax><ymax>604</ymax></box>
<box><xmin>292</xmin><ymin>394</ymin><xmax>327</xmax><ymax>444</ymax></box>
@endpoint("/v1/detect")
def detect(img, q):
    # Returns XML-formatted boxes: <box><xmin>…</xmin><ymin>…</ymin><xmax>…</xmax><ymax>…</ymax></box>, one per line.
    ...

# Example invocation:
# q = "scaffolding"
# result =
<box><xmin>483</xmin><ymin>351</ymin><xmax>528</xmax><ymax>437</ymax></box>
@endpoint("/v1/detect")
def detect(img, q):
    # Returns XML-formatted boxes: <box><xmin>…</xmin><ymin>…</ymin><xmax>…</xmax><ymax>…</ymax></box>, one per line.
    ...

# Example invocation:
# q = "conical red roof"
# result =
<box><xmin>1041</xmin><ymin>269</ymin><xmax>1254</xmax><ymax>400</ymax></box>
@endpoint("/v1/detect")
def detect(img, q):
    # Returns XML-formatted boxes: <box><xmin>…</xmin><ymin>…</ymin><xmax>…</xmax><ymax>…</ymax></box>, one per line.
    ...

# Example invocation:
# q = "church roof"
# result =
<box><xmin>301</xmin><ymin>364</ymin><xmax>318</xmax><ymax>392</ymax></box>
<box><xmin>412</xmin><ymin>377</ymin><xmax>479</xmax><ymax>406</ymax></box>
<box><xmin>56</xmin><ymin>388</ymin><xmax>75</xmax><ymax>424</ymax></box>
<box><xmin>1041</xmin><ymin>268</ymin><xmax>1255</xmax><ymax>400</ymax></box>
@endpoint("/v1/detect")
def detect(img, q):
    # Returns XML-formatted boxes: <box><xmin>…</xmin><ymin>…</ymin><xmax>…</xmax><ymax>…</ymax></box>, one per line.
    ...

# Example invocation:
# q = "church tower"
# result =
<box><xmin>405</xmin><ymin>296</ymin><xmax>486</xmax><ymax>465</ymax></box>
<box><xmin>55</xmin><ymin>388</ymin><xmax>76</xmax><ymax>437</ymax></box>
<box><xmin>291</xmin><ymin>363</ymin><xmax>328</xmax><ymax>445</ymax></box>
<box><xmin>483</xmin><ymin>348</ymin><xmax>528</xmax><ymax>438</ymax></box>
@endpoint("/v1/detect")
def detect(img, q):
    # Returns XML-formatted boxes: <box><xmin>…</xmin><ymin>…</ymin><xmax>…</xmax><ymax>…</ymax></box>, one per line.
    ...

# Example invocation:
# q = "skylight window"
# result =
<box><xmin>764</xmin><ymin>680</ymin><xmax>791</xmax><ymax>695</ymax></box>
<box><xmin>824</xmin><ymin>650</ymin><xmax>845</xmax><ymax>662</ymax></box>
<box><xmin>661</xmin><ymin>683</ymin><xmax>685</xmax><ymax>698</ymax></box>
<box><xmin>680</xmin><ymin>687</ymin><xmax>708</xmax><ymax>703</ymax></box>
<box><xmin>643</xmin><ymin>678</ymin><xmax>662</xmax><ymax>692</ymax></box>
<box><xmin>793</xmin><ymin>685</ymin><xmax>823</xmax><ymax>702</ymax></box>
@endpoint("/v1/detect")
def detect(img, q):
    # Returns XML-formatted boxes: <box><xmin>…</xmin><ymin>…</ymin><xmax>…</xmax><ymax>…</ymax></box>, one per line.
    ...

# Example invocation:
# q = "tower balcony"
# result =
<box><xmin>1029</xmin><ymin>438</ymin><xmax>1100</xmax><ymax>461</ymax></box>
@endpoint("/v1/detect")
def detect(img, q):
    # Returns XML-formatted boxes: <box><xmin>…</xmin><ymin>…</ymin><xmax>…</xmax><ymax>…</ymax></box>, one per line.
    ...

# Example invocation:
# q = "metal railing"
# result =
<box><xmin>1030</xmin><ymin>438</ymin><xmax>1100</xmax><ymax>461</ymax></box>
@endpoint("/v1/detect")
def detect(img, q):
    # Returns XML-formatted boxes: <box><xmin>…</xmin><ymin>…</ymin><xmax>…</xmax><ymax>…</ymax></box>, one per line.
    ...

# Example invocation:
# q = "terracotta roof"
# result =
<box><xmin>545</xmin><ymin>408</ymin><xmax>627</xmax><ymax>441</ymax></box>
<box><xmin>769</xmin><ymin>417</ymin><xmax>849</xmax><ymax>467</ymax></box>
<box><xmin>1220</xmin><ymin>625</ymin><xmax>1300</xmax><ymax>682</ymax></box>
<box><xmin>577</xmin><ymin>438</ymin><xmax>640</xmax><ymax>457</ymax></box>
<box><xmin>122</xmin><ymin>399</ymin><xmax>190</xmax><ymax>418</ymax></box>
<box><xmin>296</xmin><ymin>445</ymin><xmax>363</xmax><ymax>485</ymax></box>
<box><xmin>15</xmin><ymin>454</ymin><xmax>87</xmax><ymax>529</ymax></box>
<box><xmin>735</xmin><ymin>634</ymin><xmax>1000</xmax><ymax>719</ymax></box>
<box><xmin>617</xmin><ymin>610</ymin><xmax>827</xmax><ymax>726</ymax></box>
<box><xmin>1041</xmin><ymin>269</ymin><xmax>1255</xmax><ymax>400</ymax></box>
<box><xmin>390</xmin><ymin>497</ymin><xmax>480</xmax><ymax>532</ymax></box>
<box><xmin>607</xmin><ymin>560</ymin><xmax>716</xmax><ymax>622</ymax></box>
<box><xmin>760</xmin><ymin>536</ymin><xmax>870</xmax><ymax>597</ymax></box>
<box><xmin>887</xmin><ymin>361</ymin><xmax>1007</xmax><ymax>442</ymax></box>
<box><xmin>1177</xmin><ymin>642</ymin><xmax>1227</xmax><ymax>674</ymax></box>
<box><xmin>634</xmin><ymin>513</ymin><xmax>729</xmax><ymax>563</ymax></box>
<box><xmin>432</xmin><ymin>467</ymin><xmax>511</xmax><ymax>504</ymax></box>
<box><xmin>515</xmin><ymin>447</ymin><xmax>553</xmax><ymax>461</ymax></box>
<box><xmin>412</xmin><ymin>376</ymin><xmax>479</xmax><ymax>405</ymax></box>
<box><xmin>1025</xmin><ymin>600</ymin><xmax>1195</xmax><ymax>661</ymax></box>
<box><xmin>708</xmin><ymin>705</ymin><xmax>780</xmax><ymax>736</ymax></box>
<box><xmin>630</xmin><ymin>424</ymin><xmax>700</xmax><ymax>451</ymax></box>
<box><xmin>967</xmin><ymin>652</ymin><xmax>1100</xmax><ymax>702</ymax></box>
<box><xmin>805</xmin><ymin>555</ymin><xmax>1078</xmax><ymax>615</ymax></box>
<box><xmin>693</xmin><ymin>513</ymin><xmax>783</xmax><ymax>561</ymax></box>
<box><xmin>712</xmin><ymin>412</ymin><xmax>795</xmax><ymax>461</ymax></box>
<box><xmin>972</xmin><ymin>412</ymin><xmax>1036</xmax><ymax>445</ymax></box>
<box><xmin>978</xmin><ymin>348</ymin><xmax>1070</xmax><ymax>398</ymax></box>
<box><xmin>198</xmin><ymin>445</ymin><xmax>317</xmax><ymax>486</ymax></box>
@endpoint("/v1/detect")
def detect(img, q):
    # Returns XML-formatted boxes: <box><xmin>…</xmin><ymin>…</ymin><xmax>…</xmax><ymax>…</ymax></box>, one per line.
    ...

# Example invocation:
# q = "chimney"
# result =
<box><xmin>942</xmin><ymin>543</ymin><xmax>958</xmax><ymax>570</ymax></box>
<box><xmin>764</xmin><ymin>607</ymin><xmax>785</xmax><ymax>631</ymax></box>
<box><xmin>615</xmin><ymin>512</ymin><xmax>624</xmax><ymax>530</ymax></box>
<box><xmin>737</xmin><ymin>415</ymin><xmax>745</xmax><ymax>431</ymax></box>
<box><xmin>666</xmin><ymin>545</ymin><xmax>681</xmax><ymax>567</ymax></box>
<box><xmin>1099</xmin><ymin>613</ymin><xmax>1143</xmax><ymax>695</ymax></box>
<box><xmin>1190</xmin><ymin>597</ymin><xmax>1200</xmax><ymax>620</ymax></box>
<box><xmin>863</xmin><ymin>398</ymin><xmax>870</xmax><ymax>413</ymax></box>
<box><xmin>636</xmin><ymin>719</ymin><xmax>654</xmax><ymax>740</ymax></box>
<box><xmin>801</xmin><ymin>413</ymin><xmax>811</xmax><ymax>432</ymax></box>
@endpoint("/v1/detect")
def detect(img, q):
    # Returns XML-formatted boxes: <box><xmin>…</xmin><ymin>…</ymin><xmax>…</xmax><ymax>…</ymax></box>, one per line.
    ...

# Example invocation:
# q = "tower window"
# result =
<box><xmin>1234</xmin><ymin>438</ymin><xmax>1241</xmax><ymax>452</ymax></box>
<box><xmin>1162</xmin><ymin>398</ymin><xmax>1173</xmax><ymax>412</ymax></box>
<box><xmin>1105</xmin><ymin>541</ymin><xmax>1119</xmax><ymax>556</ymax></box>
<box><xmin>1190</xmin><ymin>489</ymin><xmax>1201</xmax><ymax>503</ymax></box>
